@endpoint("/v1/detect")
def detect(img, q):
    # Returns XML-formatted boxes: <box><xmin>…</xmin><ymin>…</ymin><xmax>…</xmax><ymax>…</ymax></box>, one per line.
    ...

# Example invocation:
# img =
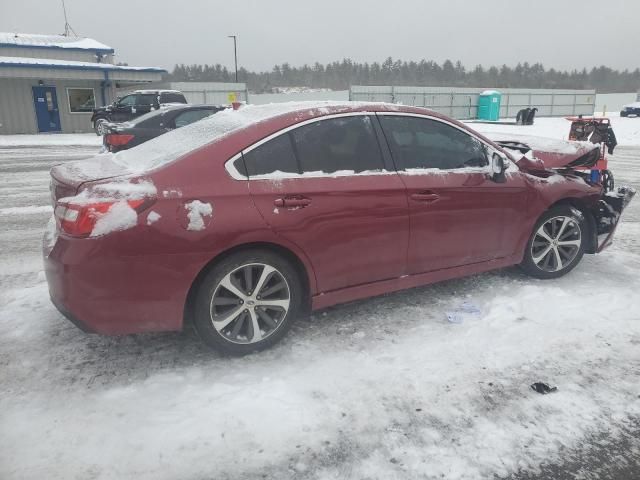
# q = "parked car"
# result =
<box><xmin>45</xmin><ymin>102</ymin><xmax>634</xmax><ymax>355</ymax></box>
<box><xmin>103</xmin><ymin>104</ymin><xmax>225</xmax><ymax>152</ymax></box>
<box><xmin>620</xmin><ymin>102</ymin><xmax>640</xmax><ymax>117</ymax></box>
<box><xmin>91</xmin><ymin>90</ymin><xmax>187</xmax><ymax>135</ymax></box>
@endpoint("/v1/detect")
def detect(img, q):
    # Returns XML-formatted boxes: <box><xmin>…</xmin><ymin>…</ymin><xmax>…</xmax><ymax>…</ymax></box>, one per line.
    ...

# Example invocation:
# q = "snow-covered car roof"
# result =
<box><xmin>0</xmin><ymin>32</ymin><xmax>113</xmax><ymax>52</ymax></box>
<box><xmin>623</xmin><ymin>102</ymin><xmax>640</xmax><ymax>109</ymax></box>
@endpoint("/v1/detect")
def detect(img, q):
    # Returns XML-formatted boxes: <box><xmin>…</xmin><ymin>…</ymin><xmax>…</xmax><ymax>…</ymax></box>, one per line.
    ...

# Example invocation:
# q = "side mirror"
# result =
<box><xmin>491</xmin><ymin>152</ymin><xmax>507</xmax><ymax>183</ymax></box>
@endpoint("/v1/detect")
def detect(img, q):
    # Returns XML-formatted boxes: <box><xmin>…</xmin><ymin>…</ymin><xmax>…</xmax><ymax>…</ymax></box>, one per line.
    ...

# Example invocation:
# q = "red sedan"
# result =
<box><xmin>44</xmin><ymin>102</ymin><xmax>634</xmax><ymax>355</ymax></box>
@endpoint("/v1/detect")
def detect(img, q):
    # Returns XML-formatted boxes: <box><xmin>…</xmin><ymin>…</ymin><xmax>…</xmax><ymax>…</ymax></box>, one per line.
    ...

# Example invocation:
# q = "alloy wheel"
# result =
<box><xmin>209</xmin><ymin>263</ymin><xmax>290</xmax><ymax>344</ymax></box>
<box><xmin>531</xmin><ymin>216</ymin><xmax>582</xmax><ymax>272</ymax></box>
<box><xmin>96</xmin><ymin>119</ymin><xmax>107</xmax><ymax>136</ymax></box>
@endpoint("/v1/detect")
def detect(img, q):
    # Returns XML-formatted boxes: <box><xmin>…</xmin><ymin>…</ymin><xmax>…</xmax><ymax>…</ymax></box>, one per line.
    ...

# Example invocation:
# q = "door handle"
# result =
<box><xmin>274</xmin><ymin>196</ymin><xmax>311</xmax><ymax>208</ymax></box>
<box><xmin>410</xmin><ymin>192</ymin><xmax>440</xmax><ymax>203</ymax></box>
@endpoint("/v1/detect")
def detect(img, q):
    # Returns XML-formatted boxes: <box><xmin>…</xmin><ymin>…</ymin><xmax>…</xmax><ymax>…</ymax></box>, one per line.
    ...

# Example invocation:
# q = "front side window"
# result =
<box><xmin>67</xmin><ymin>88</ymin><xmax>95</xmax><ymax>113</ymax></box>
<box><xmin>291</xmin><ymin>116</ymin><xmax>384</xmax><ymax>173</ymax></box>
<box><xmin>118</xmin><ymin>95</ymin><xmax>136</xmax><ymax>107</ymax></box>
<box><xmin>174</xmin><ymin>109</ymin><xmax>214</xmax><ymax>128</ymax></box>
<box><xmin>380</xmin><ymin>116</ymin><xmax>488</xmax><ymax>170</ymax></box>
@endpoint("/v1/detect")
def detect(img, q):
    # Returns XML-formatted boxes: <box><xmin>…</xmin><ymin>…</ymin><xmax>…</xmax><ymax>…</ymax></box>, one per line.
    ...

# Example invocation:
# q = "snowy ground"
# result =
<box><xmin>0</xmin><ymin>117</ymin><xmax>639</xmax><ymax>480</ymax></box>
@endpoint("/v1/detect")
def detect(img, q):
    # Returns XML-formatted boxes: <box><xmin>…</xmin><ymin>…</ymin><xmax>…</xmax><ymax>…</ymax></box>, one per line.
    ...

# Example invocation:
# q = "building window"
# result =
<box><xmin>67</xmin><ymin>88</ymin><xmax>96</xmax><ymax>113</ymax></box>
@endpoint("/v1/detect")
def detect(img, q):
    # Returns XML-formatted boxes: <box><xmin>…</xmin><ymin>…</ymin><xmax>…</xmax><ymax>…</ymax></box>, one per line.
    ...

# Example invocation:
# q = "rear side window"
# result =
<box><xmin>160</xmin><ymin>92</ymin><xmax>187</xmax><ymax>104</ymax></box>
<box><xmin>380</xmin><ymin>116</ymin><xmax>488</xmax><ymax>170</ymax></box>
<box><xmin>174</xmin><ymin>109</ymin><xmax>214</xmax><ymax>128</ymax></box>
<box><xmin>291</xmin><ymin>116</ymin><xmax>383</xmax><ymax>173</ymax></box>
<box><xmin>240</xmin><ymin>134</ymin><xmax>298</xmax><ymax>177</ymax></box>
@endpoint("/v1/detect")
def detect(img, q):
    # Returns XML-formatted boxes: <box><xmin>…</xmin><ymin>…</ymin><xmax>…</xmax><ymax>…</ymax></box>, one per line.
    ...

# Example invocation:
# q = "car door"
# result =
<box><xmin>378</xmin><ymin>113</ymin><xmax>528</xmax><ymax>274</ymax></box>
<box><xmin>241</xmin><ymin>114</ymin><xmax>410</xmax><ymax>293</ymax></box>
<box><xmin>111</xmin><ymin>94</ymin><xmax>136</xmax><ymax>122</ymax></box>
<box><xmin>134</xmin><ymin>93</ymin><xmax>158</xmax><ymax>117</ymax></box>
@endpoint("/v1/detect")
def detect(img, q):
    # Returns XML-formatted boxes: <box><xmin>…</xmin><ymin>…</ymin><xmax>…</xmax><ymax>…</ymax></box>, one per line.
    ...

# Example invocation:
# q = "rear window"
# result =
<box><xmin>160</xmin><ymin>92</ymin><xmax>187</xmax><ymax>104</ymax></box>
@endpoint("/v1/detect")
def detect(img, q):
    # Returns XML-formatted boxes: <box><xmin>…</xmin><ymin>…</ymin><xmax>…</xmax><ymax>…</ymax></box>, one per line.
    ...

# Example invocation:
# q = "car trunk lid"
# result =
<box><xmin>49</xmin><ymin>154</ymin><xmax>133</xmax><ymax>203</ymax></box>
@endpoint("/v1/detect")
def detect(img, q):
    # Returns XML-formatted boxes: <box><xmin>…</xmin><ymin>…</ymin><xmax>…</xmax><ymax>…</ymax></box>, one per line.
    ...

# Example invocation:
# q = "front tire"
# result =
<box><xmin>520</xmin><ymin>206</ymin><xmax>586</xmax><ymax>279</ymax></box>
<box><xmin>192</xmin><ymin>250</ymin><xmax>303</xmax><ymax>355</ymax></box>
<box><xmin>94</xmin><ymin>118</ymin><xmax>108</xmax><ymax>136</ymax></box>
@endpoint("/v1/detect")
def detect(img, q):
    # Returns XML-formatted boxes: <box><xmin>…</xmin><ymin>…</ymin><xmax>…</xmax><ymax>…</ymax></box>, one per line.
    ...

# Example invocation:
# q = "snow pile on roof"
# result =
<box><xmin>623</xmin><ymin>101</ymin><xmax>640</xmax><ymax>109</ymax></box>
<box><xmin>108</xmin><ymin>101</ymin><xmax>396</xmax><ymax>173</ymax></box>
<box><xmin>480</xmin><ymin>90</ymin><xmax>501</xmax><ymax>95</ymax></box>
<box><xmin>0</xmin><ymin>56</ymin><xmax>164</xmax><ymax>72</ymax></box>
<box><xmin>0</xmin><ymin>32</ymin><xmax>113</xmax><ymax>51</ymax></box>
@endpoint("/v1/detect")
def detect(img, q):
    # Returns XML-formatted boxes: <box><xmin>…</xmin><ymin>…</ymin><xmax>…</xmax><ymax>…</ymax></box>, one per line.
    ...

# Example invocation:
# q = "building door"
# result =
<box><xmin>32</xmin><ymin>86</ymin><xmax>62</xmax><ymax>133</ymax></box>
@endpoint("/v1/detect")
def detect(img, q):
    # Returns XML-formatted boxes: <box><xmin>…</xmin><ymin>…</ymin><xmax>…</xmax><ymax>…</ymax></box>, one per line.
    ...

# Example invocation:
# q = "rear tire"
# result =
<box><xmin>520</xmin><ymin>206</ymin><xmax>586</xmax><ymax>279</ymax></box>
<box><xmin>192</xmin><ymin>249</ymin><xmax>303</xmax><ymax>355</ymax></box>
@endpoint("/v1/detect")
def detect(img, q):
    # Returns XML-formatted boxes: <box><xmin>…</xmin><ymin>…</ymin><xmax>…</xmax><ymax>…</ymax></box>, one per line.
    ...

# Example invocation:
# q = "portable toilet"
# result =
<box><xmin>477</xmin><ymin>90</ymin><xmax>502</xmax><ymax>121</ymax></box>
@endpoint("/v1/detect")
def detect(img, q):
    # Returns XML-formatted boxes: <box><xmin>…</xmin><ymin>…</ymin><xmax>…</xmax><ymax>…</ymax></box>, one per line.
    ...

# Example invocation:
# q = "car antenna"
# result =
<box><xmin>60</xmin><ymin>0</ymin><xmax>78</xmax><ymax>37</ymax></box>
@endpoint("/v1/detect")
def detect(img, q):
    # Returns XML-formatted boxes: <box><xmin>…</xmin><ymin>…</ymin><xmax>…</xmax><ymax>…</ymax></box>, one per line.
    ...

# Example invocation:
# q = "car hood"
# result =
<box><xmin>487</xmin><ymin>133</ymin><xmax>600</xmax><ymax>169</ymax></box>
<box><xmin>93</xmin><ymin>105</ymin><xmax>112</xmax><ymax>114</ymax></box>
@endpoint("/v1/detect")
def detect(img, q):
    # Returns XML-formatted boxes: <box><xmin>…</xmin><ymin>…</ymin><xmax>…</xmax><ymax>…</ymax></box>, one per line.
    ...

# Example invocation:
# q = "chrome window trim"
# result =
<box><xmin>225</xmin><ymin>152</ymin><xmax>246</xmax><ymax>180</ymax></box>
<box><xmin>223</xmin><ymin>110</ymin><xmax>509</xmax><ymax>181</ymax></box>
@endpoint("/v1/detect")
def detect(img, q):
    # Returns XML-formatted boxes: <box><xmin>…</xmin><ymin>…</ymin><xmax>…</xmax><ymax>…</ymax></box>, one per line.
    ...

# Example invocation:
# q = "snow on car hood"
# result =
<box><xmin>623</xmin><ymin>101</ymin><xmax>640</xmax><ymax>109</ymax></box>
<box><xmin>485</xmin><ymin>133</ymin><xmax>600</xmax><ymax>169</ymax></box>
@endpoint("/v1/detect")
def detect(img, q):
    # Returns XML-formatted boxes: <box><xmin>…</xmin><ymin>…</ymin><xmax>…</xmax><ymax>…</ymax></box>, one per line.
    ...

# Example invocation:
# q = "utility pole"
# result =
<box><xmin>228</xmin><ymin>35</ymin><xmax>238</xmax><ymax>82</ymax></box>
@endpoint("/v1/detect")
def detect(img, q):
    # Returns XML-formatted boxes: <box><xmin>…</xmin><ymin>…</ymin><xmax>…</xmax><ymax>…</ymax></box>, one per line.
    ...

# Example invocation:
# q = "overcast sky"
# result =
<box><xmin>1</xmin><ymin>0</ymin><xmax>638</xmax><ymax>73</ymax></box>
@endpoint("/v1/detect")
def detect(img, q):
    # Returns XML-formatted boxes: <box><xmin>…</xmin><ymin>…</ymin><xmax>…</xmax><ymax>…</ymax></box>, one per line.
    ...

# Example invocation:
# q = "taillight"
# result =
<box><xmin>105</xmin><ymin>133</ymin><xmax>134</xmax><ymax>147</ymax></box>
<box><xmin>54</xmin><ymin>199</ymin><xmax>149</xmax><ymax>237</ymax></box>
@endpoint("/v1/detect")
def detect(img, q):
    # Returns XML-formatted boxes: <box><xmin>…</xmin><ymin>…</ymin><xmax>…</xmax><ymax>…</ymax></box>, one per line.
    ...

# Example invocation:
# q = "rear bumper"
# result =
<box><xmin>43</xmin><ymin>233</ymin><xmax>194</xmax><ymax>335</ymax></box>
<box><xmin>593</xmin><ymin>186</ymin><xmax>636</xmax><ymax>252</ymax></box>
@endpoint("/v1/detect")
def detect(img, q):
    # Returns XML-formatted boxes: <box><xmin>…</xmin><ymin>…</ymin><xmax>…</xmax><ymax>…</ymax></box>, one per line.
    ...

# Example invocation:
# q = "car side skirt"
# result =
<box><xmin>311</xmin><ymin>254</ymin><xmax>519</xmax><ymax>311</ymax></box>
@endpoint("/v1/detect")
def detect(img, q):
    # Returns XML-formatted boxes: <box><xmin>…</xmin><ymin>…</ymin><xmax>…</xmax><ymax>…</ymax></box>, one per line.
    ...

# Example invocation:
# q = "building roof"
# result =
<box><xmin>0</xmin><ymin>32</ymin><xmax>114</xmax><ymax>53</ymax></box>
<box><xmin>0</xmin><ymin>56</ymin><xmax>166</xmax><ymax>73</ymax></box>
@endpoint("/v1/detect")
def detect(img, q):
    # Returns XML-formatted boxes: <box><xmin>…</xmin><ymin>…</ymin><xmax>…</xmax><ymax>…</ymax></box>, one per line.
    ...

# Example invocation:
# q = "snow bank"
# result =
<box><xmin>185</xmin><ymin>200</ymin><xmax>213</xmax><ymax>231</ymax></box>
<box><xmin>0</xmin><ymin>134</ymin><xmax>101</xmax><ymax>148</ymax></box>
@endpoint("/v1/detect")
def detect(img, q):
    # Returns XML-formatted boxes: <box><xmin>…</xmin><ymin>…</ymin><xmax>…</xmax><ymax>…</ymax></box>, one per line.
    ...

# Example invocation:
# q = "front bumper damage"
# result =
<box><xmin>593</xmin><ymin>186</ymin><xmax>636</xmax><ymax>252</ymax></box>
